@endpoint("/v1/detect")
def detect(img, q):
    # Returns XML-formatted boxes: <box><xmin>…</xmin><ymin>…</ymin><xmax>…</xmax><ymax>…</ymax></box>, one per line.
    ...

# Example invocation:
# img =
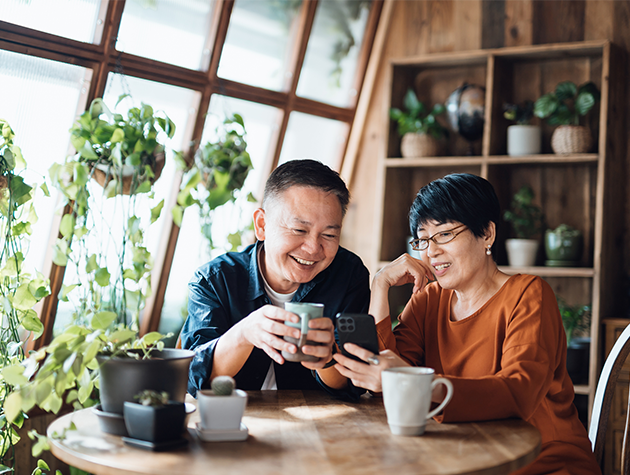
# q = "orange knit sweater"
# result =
<box><xmin>376</xmin><ymin>274</ymin><xmax>601</xmax><ymax>475</ymax></box>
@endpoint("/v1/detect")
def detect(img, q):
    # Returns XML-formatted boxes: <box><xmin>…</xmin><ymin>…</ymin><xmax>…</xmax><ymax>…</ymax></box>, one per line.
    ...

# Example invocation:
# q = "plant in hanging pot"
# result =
<box><xmin>503</xmin><ymin>185</ymin><xmax>544</xmax><ymax>267</ymax></box>
<box><xmin>173</xmin><ymin>113</ymin><xmax>255</xmax><ymax>254</ymax></box>
<box><xmin>390</xmin><ymin>88</ymin><xmax>448</xmax><ymax>158</ymax></box>
<box><xmin>534</xmin><ymin>81</ymin><xmax>600</xmax><ymax>154</ymax></box>
<box><xmin>503</xmin><ymin>100</ymin><xmax>541</xmax><ymax>156</ymax></box>
<box><xmin>0</xmin><ymin>120</ymin><xmax>52</xmax><ymax>472</ymax></box>
<box><xmin>48</xmin><ymin>95</ymin><xmax>176</xmax><ymax>330</ymax></box>
<box><xmin>544</xmin><ymin>224</ymin><xmax>583</xmax><ymax>267</ymax></box>
<box><xmin>123</xmin><ymin>389</ymin><xmax>194</xmax><ymax>450</ymax></box>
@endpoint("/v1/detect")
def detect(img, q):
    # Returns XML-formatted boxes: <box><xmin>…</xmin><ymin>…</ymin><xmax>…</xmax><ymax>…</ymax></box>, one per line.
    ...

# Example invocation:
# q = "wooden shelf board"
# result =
<box><xmin>384</xmin><ymin>154</ymin><xmax>598</xmax><ymax>168</ymax></box>
<box><xmin>498</xmin><ymin>266</ymin><xmax>595</xmax><ymax>278</ymax></box>
<box><xmin>573</xmin><ymin>385</ymin><xmax>591</xmax><ymax>395</ymax></box>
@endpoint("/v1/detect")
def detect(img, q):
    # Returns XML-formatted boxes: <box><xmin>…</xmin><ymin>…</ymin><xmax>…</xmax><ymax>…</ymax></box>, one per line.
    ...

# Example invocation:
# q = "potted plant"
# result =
<box><xmin>123</xmin><ymin>390</ymin><xmax>189</xmax><ymax>450</ymax></box>
<box><xmin>48</xmin><ymin>96</ymin><xmax>176</xmax><ymax>331</ymax></box>
<box><xmin>544</xmin><ymin>224</ymin><xmax>583</xmax><ymax>267</ymax></box>
<box><xmin>503</xmin><ymin>185</ymin><xmax>544</xmax><ymax>267</ymax></box>
<box><xmin>557</xmin><ymin>299</ymin><xmax>591</xmax><ymax>385</ymax></box>
<box><xmin>534</xmin><ymin>81</ymin><xmax>600</xmax><ymax>154</ymax></box>
<box><xmin>173</xmin><ymin>113</ymin><xmax>254</xmax><ymax>254</ymax></box>
<box><xmin>390</xmin><ymin>88</ymin><xmax>448</xmax><ymax>158</ymax></box>
<box><xmin>503</xmin><ymin>100</ymin><xmax>541</xmax><ymax>156</ymax></box>
<box><xmin>0</xmin><ymin>120</ymin><xmax>51</xmax><ymax>472</ymax></box>
<box><xmin>196</xmin><ymin>376</ymin><xmax>248</xmax><ymax>441</ymax></box>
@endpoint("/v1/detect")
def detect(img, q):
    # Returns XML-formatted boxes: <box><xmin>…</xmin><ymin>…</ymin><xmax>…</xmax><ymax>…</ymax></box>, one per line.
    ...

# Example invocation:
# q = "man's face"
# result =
<box><xmin>253</xmin><ymin>185</ymin><xmax>343</xmax><ymax>294</ymax></box>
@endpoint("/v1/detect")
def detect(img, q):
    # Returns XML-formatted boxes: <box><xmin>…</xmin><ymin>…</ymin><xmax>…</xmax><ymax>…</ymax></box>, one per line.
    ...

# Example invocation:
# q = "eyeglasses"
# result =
<box><xmin>409</xmin><ymin>225</ymin><xmax>468</xmax><ymax>251</ymax></box>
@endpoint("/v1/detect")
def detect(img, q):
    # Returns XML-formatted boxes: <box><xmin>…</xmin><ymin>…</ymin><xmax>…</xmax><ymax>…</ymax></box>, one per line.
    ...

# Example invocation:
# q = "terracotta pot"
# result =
<box><xmin>401</xmin><ymin>133</ymin><xmax>443</xmax><ymax>158</ymax></box>
<box><xmin>551</xmin><ymin>125</ymin><xmax>592</xmax><ymax>154</ymax></box>
<box><xmin>92</xmin><ymin>151</ymin><xmax>165</xmax><ymax>195</ymax></box>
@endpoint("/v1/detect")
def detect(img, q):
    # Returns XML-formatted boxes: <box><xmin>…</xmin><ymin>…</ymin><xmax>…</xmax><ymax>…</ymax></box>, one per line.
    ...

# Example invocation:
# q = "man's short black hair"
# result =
<box><xmin>409</xmin><ymin>173</ymin><xmax>500</xmax><ymax>239</ymax></box>
<box><xmin>263</xmin><ymin>159</ymin><xmax>350</xmax><ymax>217</ymax></box>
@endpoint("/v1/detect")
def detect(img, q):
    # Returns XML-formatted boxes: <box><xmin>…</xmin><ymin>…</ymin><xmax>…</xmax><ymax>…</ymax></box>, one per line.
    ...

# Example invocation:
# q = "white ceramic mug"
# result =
<box><xmin>282</xmin><ymin>302</ymin><xmax>325</xmax><ymax>363</ymax></box>
<box><xmin>382</xmin><ymin>367</ymin><xmax>453</xmax><ymax>436</ymax></box>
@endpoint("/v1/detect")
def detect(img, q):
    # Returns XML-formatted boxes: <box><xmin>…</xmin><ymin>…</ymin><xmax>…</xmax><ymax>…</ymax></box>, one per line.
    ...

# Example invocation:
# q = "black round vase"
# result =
<box><xmin>97</xmin><ymin>348</ymin><xmax>194</xmax><ymax>415</ymax></box>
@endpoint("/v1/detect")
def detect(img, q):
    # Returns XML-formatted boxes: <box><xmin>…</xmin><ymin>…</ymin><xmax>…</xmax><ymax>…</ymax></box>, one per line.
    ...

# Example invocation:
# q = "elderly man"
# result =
<box><xmin>182</xmin><ymin>159</ymin><xmax>370</xmax><ymax>397</ymax></box>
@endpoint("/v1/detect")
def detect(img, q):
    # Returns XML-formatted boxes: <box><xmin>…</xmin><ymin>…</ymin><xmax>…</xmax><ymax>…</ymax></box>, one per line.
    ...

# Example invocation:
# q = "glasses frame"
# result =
<box><xmin>409</xmin><ymin>225</ymin><xmax>468</xmax><ymax>251</ymax></box>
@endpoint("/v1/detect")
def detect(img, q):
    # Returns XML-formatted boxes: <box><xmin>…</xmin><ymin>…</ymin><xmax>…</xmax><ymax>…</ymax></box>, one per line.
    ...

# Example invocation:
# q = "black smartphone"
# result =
<box><xmin>336</xmin><ymin>313</ymin><xmax>380</xmax><ymax>362</ymax></box>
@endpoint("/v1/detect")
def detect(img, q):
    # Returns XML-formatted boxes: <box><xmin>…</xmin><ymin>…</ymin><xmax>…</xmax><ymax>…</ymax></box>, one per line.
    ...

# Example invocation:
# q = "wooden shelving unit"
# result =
<box><xmin>373</xmin><ymin>40</ymin><xmax>625</xmax><ymax>421</ymax></box>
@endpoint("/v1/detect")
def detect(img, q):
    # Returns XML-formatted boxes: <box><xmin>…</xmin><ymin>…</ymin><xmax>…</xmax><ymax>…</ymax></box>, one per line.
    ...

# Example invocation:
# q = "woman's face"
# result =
<box><xmin>417</xmin><ymin>220</ymin><xmax>492</xmax><ymax>290</ymax></box>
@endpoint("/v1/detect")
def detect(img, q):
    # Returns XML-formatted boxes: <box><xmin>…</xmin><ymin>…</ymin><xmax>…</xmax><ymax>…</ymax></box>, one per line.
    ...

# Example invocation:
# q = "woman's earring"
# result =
<box><xmin>486</xmin><ymin>246</ymin><xmax>492</xmax><ymax>256</ymax></box>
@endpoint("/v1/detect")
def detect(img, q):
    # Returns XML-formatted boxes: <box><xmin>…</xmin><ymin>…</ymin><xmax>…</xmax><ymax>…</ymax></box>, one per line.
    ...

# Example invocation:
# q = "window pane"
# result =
<box><xmin>217</xmin><ymin>0</ymin><xmax>302</xmax><ymax>91</ymax></box>
<box><xmin>278</xmin><ymin>112</ymin><xmax>349</xmax><ymax>171</ymax></box>
<box><xmin>3</xmin><ymin>0</ymin><xmax>104</xmax><ymax>43</ymax></box>
<box><xmin>297</xmin><ymin>0</ymin><xmax>372</xmax><ymax>107</ymax></box>
<box><xmin>117</xmin><ymin>0</ymin><xmax>217</xmax><ymax>71</ymax></box>
<box><xmin>0</xmin><ymin>49</ymin><xmax>90</xmax><ymax>278</ymax></box>
<box><xmin>54</xmin><ymin>74</ymin><xmax>200</xmax><ymax>334</ymax></box>
<box><xmin>159</xmin><ymin>96</ymin><xmax>280</xmax><ymax>340</ymax></box>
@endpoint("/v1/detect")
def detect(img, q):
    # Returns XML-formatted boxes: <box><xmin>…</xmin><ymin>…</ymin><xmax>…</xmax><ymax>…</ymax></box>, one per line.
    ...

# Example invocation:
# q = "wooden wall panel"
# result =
<box><xmin>505</xmin><ymin>0</ymin><xmax>533</xmax><ymax>47</ymax></box>
<box><xmin>482</xmin><ymin>0</ymin><xmax>505</xmax><ymax>48</ymax></box>
<box><xmin>533</xmin><ymin>0</ymin><xmax>586</xmax><ymax>45</ymax></box>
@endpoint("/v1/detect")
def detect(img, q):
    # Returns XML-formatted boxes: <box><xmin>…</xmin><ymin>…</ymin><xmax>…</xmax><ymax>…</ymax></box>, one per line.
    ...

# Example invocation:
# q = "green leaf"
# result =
<box><xmin>41</xmin><ymin>181</ymin><xmax>50</xmax><ymax>197</ymax></box>
<box><xmin>22</xmin><ymin>312</ymin><xmax>44</xmax><ymax>339</ymax></box>
<box><xmin>141</xmin><ymin>332</ymin><xmax>163</xmax><ymax>346</ymax></box>
<box><xmin>555</xmin><ymin>81</ymin><xmax>577</xmax><ymax>102</ymax></box>
<box><xmin>37</xmin><ymin>460</ymin><xmax>50</xmax><ymax>470</ymax></box>
<box><xmin>85</xmin><ymin>254</ymin><xmax>98</xmax><ymax>273</ymax></box>
<box><xmin>126</xmin><ymin>152</ymin><xmax>141</xmax><ymax>167</ymax></box>
<box><xmin>94</xmin><ymin>267</ymin><xmax>111</xmax><ymax>287</ymax></box>
<box><xmin>403</xmin><ymin>89</ymin><xmax>421</xmax><ymax>115</ymax></box>
<box><xmin>534</xmin><ymin>94</ymin><xmax>559</xmax><ymax>119</ymax></box>
<box><xmin>2</xmin><ymin>364</ymin><xmax>27</xmax><ymax>386</ymax></box>
<box><xmin>91</xmin><ymin>311</ymin><xmax>116</xmax><ymax>330</ymax></box>
<box><xmin>34</xmin><ymin>380</ymin><xmax>52</xmax><ymax>406</ymax></box>
<box><xmin>150</xmin><ymin>199</ymin><xmax>164</xmax><ymax>224</ymax></box>
<box><xmin>110</xmin><ymin>127</ymin><xmax>124</xmax><ymax>143</ymax></box>
<box><xmin>59</xmin><ymin>213</ymin><xmax>75</xmax><ymax>239</ymax></box>
<box><xmin>58</xmin><ymin>284</ymin><xmax>78</xmax><ymax>302</ymax></box>
<box><xmin>4</xmin><ymin>392</ymin><xmax>22</xmax><ymax>423</ymax></box>
<box><xmin>172</xmin><ymin>206</ymin><xmax>183</xmax><ymax>227</ymax></box>
<box><xmin>575</xmin><ymin>91</ymin><xmax>595</xmax><ymax>116</ymax></box>
<box><xmin>13</xmin><ymin>284</ymin><xmax>38</xmax><ymax>311</ymax></box>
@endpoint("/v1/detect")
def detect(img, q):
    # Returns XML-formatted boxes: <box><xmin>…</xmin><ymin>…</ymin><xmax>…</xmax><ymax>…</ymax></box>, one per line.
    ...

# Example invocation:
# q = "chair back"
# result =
<box><xmin>589</xmin><ymin>322</ymin><xmax>630</xmax><ymax>473</ymax></box>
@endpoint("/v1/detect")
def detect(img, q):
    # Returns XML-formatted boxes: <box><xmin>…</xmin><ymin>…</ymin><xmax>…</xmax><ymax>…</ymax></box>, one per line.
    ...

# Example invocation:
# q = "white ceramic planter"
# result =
<box><xmin>505</xmin><ymin>239</ymin><xmax>539</xmax><ymax>267</ymax></box>
<box><xmin>507</xmin><ymin>125</ymin><xmax>541</xmax><ymax>156</ymax></box>
<box><xmin>197</xmin><ymin>389</ymin><xmax>247</xmax><ymax>431</ymax></box>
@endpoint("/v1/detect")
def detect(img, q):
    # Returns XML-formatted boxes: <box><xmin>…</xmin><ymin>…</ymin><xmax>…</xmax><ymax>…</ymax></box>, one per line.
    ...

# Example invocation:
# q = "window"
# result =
<box><xmin>0</xmin><ymin>0</ymin><xmax>382</xmax><ymax>344</ymax></box>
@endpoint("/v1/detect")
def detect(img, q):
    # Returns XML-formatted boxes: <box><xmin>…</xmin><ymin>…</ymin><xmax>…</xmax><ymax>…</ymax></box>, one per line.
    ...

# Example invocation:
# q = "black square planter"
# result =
<box><xmin>123</xmin><ymin>401</ymin><xmax>186</xmax><ymax>443</ymax></box>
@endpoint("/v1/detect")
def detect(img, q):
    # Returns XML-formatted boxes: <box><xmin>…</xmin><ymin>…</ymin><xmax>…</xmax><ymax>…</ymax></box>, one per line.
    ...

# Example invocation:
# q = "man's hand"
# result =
<box><xmin>299</xmin><ymin>316</ymin><xmax>335</xmax><ymax>370</ymax></box>
<box><xmin>234</xmin><ymin>304</ymin><xmax>304</xmax><ymax>364</ymax></box>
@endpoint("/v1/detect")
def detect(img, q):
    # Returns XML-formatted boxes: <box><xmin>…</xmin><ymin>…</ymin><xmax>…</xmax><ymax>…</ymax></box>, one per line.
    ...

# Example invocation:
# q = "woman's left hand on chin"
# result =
<box><xmin>333</xmin><ymin>343</ymin><xmax>410</xmax><ymax>393</ymax></box>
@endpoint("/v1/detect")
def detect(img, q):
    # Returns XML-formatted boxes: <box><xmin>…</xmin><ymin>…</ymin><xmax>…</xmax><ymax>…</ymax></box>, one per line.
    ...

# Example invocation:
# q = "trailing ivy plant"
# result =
<box><xmin>0</xmin><ymin>119</ymin><xmax>51</xmax><ymax>473</ymax></box>
<box><xmin>173</xmin><ymin>113</ymin><xmax>255</xmax><ymax>254</ymax></box>
<box><xmin>47</xmin><ymin>96</ymin><xmax>175</xmax><ymax>331</ymax></box>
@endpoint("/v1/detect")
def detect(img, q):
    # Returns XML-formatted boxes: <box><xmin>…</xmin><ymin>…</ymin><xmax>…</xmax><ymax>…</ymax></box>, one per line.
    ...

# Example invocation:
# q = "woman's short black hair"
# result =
<box><xmin>409</xmin><ymin>173</ymin><xmax>500</xmax><ymax>239</ymax></box>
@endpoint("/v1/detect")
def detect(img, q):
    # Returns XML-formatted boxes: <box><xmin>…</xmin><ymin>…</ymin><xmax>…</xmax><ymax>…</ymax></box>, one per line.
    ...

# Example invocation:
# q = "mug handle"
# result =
<box><xmin>297</xmin><ymin>313</ymin><xmax>310</xmax><ymax>348</ymax></box>
<box><xmin>426</xmin><ymin>377</ymin><xmax>454</xmax><ymax>419</ymax></box>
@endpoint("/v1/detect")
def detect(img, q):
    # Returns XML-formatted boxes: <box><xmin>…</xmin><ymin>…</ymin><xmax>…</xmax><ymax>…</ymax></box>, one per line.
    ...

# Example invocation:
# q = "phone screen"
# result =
<box><xmin>336</xmin><ymin>313</ymin><xmax>380</xmax><ymax>362</ymax></box>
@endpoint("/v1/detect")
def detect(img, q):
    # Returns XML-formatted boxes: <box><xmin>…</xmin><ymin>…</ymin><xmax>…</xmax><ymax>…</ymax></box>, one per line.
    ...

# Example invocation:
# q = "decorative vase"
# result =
<box><xmin>544</xmin><ymin>225</ymin><xmax>583</xmax><ymax>266</ymax></box>
<box><xmin>97</xmin><ymin>348</ymin><xmax>194</xmax><ymax>416</ymax></box>
<box><xmin>505</xmin><ymin>239</ymin><xmax>539</xmax><ymax>267</ymax></box>
<box><xmin>400</xmin><ymin>132</ymin><xmax>443</xmax><ymax>158</ymax></box>
<box><xmin>551</xmin><ymin>125</ymin><xmax>592</xmax><ymax>154</ymax></box>
<box><xmin>507</xmin><ymin>125</ymin><xmax>541</xmax><ymax>156</ymax></box>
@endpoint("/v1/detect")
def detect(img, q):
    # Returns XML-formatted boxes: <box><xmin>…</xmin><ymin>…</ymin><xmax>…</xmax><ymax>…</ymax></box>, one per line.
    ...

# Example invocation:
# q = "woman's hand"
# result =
<box><xmin>333</xmin><ymin>343</ymin><xmax>410</xmax><ymax>393</ymax></box>
<box><xmin>369</xmin><ymin>254</ymin><xmax>434</xmax><ymax>323</ymax></box>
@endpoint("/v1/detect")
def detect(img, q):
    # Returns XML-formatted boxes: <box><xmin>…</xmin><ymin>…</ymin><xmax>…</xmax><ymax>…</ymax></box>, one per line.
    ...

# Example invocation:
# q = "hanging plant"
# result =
<box><xmin>173</xmin><ymin>113</ymin><xmax>255</xmax><ymax>253</ymax></box>
<box><xmin>0</xmin><ymin>119</ymin><xmax>51</xmax><ymax>473</ymax></box>
<box><xmin>48</xmin><ymin>96</ymin><xmax>175</xmax><ymax>331</ymax></box>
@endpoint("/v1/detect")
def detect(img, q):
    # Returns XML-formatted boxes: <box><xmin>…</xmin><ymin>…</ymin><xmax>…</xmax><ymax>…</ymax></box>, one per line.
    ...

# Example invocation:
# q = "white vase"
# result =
<box><xmin>197</xmin><ymin>389</ymin><xmax>247</xmax><ymax>431</ymax></box>
<box><xmin>507</xmin><ymin>125</ymin><xmax>541</xmax><ymax>156</ymax></box>
<box><xmin>505</xmin><ymin>239</ymin><xmax>539</xmax><ymax>267</ymax></box>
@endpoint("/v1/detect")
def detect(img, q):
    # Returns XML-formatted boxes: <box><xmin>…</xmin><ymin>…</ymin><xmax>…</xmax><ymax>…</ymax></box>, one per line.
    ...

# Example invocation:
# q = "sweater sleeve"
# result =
<box><xmin>438</xmin><ymin>277</ymin><xmax>566</xmax><ymax>423</ymax></box>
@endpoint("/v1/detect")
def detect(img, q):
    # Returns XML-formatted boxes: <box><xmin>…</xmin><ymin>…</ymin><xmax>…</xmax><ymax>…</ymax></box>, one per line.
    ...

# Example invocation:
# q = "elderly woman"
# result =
<box><xmin>334</xmin><ymin>173</ymin><xmax>600</xmax><ymax>475</ymax></box>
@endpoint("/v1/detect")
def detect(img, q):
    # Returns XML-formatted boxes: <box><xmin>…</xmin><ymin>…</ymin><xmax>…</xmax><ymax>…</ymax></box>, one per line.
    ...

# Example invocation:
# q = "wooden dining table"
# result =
<box><xmin>47</xmin><ymin>390</ymin><xmax>541</xmax><ymax>475</ymax></box>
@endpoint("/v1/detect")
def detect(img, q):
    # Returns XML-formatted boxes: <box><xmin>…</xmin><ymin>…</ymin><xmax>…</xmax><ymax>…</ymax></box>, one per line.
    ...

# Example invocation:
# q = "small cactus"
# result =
<box><xmin>135</xmin><ymin>389</ymin><xmax>169</xmax><ymax>407</ymax></box>
<box><xmin>211</xmin><ymin>375</ymin><xmax>235</xmax><ymax>396</ymax></box>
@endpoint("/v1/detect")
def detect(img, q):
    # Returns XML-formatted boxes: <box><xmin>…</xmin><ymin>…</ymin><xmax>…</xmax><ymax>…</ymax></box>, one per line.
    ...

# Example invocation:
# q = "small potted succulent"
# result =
<box><xmin>390</xmin><ymin>88</ymin><xmax>448</xmax><ymax>158</ymax></box>
<box><xmin>123</xmin><ymin>390</ymin><xmax>188</xmax><ymax>449</ymax></box>
<box><xmin>196</xmin><ymin>376</ymin><xmax>248</xmax><ymax>434</ymax></box>
<box><xmin>503</xmin><ymin>185</ymin><xmax>544</xmax><ymax>267</ymax></box>
<box><xmin>503</xmin><ymin>100</ymin><xmax>541</xmax><ymax>156</ymax></box>
<box><xmin>534</xmin><ymin>81</ymin><xmax>600</xmax><ymax>154</ymax></box>
<box><xmin>544</xmin><ymin>224</ymin><xmax>583</xmax><ymax>266</ymax></box>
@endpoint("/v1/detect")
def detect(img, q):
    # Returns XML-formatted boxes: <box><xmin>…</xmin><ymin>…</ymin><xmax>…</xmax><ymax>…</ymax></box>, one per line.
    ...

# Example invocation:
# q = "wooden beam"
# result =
<box><xmin>341</xmin><ymin>0</ymin><xmax>394</xmax><ymax>187</ymax></box>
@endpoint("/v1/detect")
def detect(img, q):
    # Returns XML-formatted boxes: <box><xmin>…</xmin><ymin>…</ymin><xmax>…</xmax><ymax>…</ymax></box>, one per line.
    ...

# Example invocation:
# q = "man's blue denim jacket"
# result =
<box><xmin>181</xmin><ymin>241</ymin><xmax>370</xmax><ymax>398</ymax></box>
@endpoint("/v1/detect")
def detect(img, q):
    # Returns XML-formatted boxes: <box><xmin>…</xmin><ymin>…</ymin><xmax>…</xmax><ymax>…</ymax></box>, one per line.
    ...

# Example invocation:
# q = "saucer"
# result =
<box><xmin>122</xmin><ymin>436</ymin><xmax>188</xmax><ymax>451</ymax></box>
<box><xmin>92</xmin><ymin>404</ymin><xmax>128</xmax><ymax>436</ymax></box>
<box><xmin>195</xmin><ymin>422</ymin><xmax>249</xmax><ymax>442</ymax></box>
